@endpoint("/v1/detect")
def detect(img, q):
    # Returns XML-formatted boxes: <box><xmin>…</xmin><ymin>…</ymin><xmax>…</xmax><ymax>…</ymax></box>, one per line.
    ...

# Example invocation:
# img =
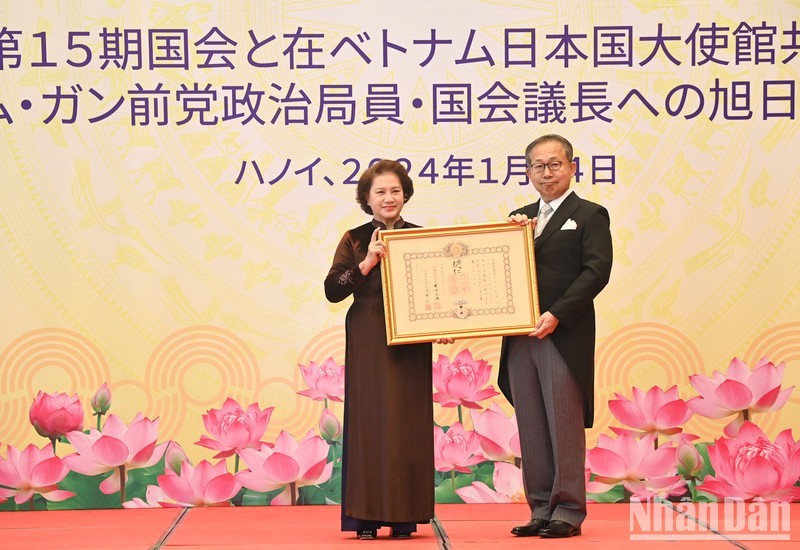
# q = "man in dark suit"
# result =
<box><xmin>498</xmin><ymin>134</ymin><xmax>613</xmax><ymax>538</ymax></box>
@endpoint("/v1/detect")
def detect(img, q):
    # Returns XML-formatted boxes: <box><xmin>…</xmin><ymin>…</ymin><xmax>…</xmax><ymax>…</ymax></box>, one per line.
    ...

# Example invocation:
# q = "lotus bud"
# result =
<box><xmin>91</xmin><ymin>383</ymin><xmax>112</xmax><ymax>415</ymax></box>
<box><xmin>319</xmin><ymin>408</ymin><xmax>342</xmax><ymax>443</ymax></box>
<box><xmin>676</xmin><ymin>440</ymin><xmax>704</xmax><ymax>478</ymax></box>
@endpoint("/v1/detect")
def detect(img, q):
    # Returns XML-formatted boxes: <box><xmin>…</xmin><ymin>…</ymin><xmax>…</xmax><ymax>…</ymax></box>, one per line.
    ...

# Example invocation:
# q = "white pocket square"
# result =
<box><xmin>560</xmin><ymin>219</ymin><xmax>577</xmax><ymax>230</ymax></box>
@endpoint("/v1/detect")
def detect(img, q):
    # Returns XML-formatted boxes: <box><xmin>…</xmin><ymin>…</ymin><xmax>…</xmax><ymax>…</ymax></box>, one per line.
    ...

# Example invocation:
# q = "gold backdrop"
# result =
<box><xmin>1</xmin><ymin>0</ymin><xmax>798</xmax><ymax>462</ymax></box>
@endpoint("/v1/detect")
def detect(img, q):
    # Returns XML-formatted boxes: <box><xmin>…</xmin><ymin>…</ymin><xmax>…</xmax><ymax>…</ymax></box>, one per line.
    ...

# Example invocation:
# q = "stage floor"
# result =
<box><xmin>1</xmin><ymin>503</ymin><xmax>797</xmax><ymax>549</ymax></box>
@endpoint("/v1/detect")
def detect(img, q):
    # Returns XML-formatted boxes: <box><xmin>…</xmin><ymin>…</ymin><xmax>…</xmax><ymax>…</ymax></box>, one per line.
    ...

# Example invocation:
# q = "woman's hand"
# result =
<box><xmin>359</xmin><ymin>228</ymin><xmax>385</xmax><ymax>275</ymax></box>
<box><xmin>433</xmin><ymin>337</ymin><xmax>455</xmax><ymax>345</ymax></box>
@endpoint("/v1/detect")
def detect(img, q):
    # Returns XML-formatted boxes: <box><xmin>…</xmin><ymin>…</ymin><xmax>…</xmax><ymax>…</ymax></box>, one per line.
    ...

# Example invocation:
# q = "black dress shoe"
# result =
<box><xmin>356</xmin><ymin>529</ymin><xmax>377</xmax><ymax>540</ymax></box>
<box><xmin>390</xmin><ymin>529</ymin><xmax>412</xmax><ymax>538</ymax></box>
<box><xmin>539</xmin><ymin>520</ymin><xmax>581</xmax><ymax>538</ymax></box>
<box><xmin>511</xmin><ymin>518</ymin><xmax>549</xmax><ymax>536</ymax></box>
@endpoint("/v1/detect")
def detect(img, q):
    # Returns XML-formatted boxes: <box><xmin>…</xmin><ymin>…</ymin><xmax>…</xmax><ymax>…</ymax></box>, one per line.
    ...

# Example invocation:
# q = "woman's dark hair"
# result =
<box><xmin>355</xmin><ymin>160</ymin><xmax>414</xmax><ymax>215</ymax></box>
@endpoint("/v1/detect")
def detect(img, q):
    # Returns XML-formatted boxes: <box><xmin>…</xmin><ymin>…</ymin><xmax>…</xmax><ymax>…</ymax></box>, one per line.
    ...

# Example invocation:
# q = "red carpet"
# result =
<box><xmin>0</xmin><ymin>508</ymin><xmax>182</xmax><ymax>549</ymax></box>
<box><xmin>438</xmin><ymin>503</ymin><xmax>735</xmax><ymax>548</ymax></box>
<box><xmin>0</xmin><ymin>504</ymin><xmax>797</xmax><ymax>549</ymax></box>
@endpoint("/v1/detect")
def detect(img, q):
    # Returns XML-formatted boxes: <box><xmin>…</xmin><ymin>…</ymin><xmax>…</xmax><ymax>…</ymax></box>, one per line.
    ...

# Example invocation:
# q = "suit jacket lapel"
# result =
<box><xmin>535</xmin><ymin>192</ymin><xmax>580</xmax><ymax>248</ymax></box>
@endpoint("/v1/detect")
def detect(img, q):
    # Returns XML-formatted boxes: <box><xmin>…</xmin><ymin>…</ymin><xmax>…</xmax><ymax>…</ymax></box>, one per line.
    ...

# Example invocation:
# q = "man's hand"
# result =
<box><xmin>529</xmin><ymin>311</ymin><xmax>559</xmax><ymax>339</ymax></box>
<box><xmin>508</xmin><ymin>213</ymin><xmax>531</xmax><ymax>226</ymax></box>
<box><xmin>508</xmin><ymin>213</ymin><xmax>539</xmax><ymax>233</ymax></box>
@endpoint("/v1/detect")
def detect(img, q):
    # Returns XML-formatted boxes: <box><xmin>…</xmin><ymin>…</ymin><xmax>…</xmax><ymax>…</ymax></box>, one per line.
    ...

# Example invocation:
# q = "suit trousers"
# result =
<box><xmin>506</xmin><ymin>335</ymin><xmax>587</xmax><ymax>527</ymax></box>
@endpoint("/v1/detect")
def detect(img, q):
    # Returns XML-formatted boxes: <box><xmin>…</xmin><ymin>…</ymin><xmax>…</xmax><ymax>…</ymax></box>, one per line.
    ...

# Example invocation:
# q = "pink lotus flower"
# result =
<box><xmin>609</xmin><ymin>385</ymin><xmax>693</xmax><ymax>443</ymax></box>
<box><xmin>91</xmin><ymin>383</ymin><xmax>112</xmax><ymax>415</ymax></box>
<box><xmin>470</xmin><ymin>403</ymin><xmax>520</xmax><ymax>462</ymax></box>
<box><xmin>318</xmin><ymin>408</ymin><xmax>342</xmax><ymax>443</ymax></box>
<box><xmin>195</xmin><ymin>398</ymin><xmax>274</xmax><ymax>458</ymax></box>
<box><xmin>0</xmin><ymin>443</ymin><xmax>75</xmax><ymax>504</ymax></box>
<box><xmin>432</xmin><ymin>350</ymin><xmax>499</xmax><ymax>409</ymax></box>
<box><xmin>296</xmin><ymin>358</ymin><xmax>345</xmax><ymax>402</ymax></box>
<box><xmin>586</xmin><ymin>433</ymin><xmax>685</xmax><ymax>500</ymax></box>
<box><xmin>687</xmin><ymin>357</ymin><xmax>794</xmax><ymax>437</ymax></box>
<box><xmin>237</xmin><ymin>430</ymin><xmax>334</xmax><ymax>504</ymax></box>
<box><xmin>456</xmin><ymin>461</ymin><xmax>524</xmax><ymax>503</ymax></box>
<box><xmin>157</xmin><ymin>459</ymin><xmax>241</xmax><ymax>507</ymax></box>
<box><xmin>62</xmin><ymin>413</ymin><xmax>167</xmax><ymax>494</ymax></box>
<box><xmin>122</xmin><ymin>485</ymin><xmax>175</xmax><ymax>508</ymax></box>
<box><xmin>29</xmin><ymin>391</ymin><xmax>84</xmax><ymax>441</ymax></box>
<box><xmin>697</xmin><ymin>421</ymin><xmax>800</xmax><ymax>502</ymax></box>
<box><xmin>433</xmin><ymin>422</ymin><xmax>484</xmax><ymax>473</ymax></box>
<box><xmin>123</xmin><ymin>443</ymin><xmax>190</xmax><ymax>508</ymax></box>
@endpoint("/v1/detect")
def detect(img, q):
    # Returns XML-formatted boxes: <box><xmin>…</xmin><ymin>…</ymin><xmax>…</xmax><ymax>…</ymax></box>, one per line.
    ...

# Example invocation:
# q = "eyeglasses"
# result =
<box><xmin>527</xmin><ymin>161</ymin><xmax>563</xmax><ymax>173</ymax></box>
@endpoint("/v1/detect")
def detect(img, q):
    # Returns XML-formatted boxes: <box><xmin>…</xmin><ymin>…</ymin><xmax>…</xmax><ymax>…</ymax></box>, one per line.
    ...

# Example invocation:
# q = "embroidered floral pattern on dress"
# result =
<box><xmin>337</xmin><ymin>269</ymin><xmax>355</xmax><ymax>285</ymax></box>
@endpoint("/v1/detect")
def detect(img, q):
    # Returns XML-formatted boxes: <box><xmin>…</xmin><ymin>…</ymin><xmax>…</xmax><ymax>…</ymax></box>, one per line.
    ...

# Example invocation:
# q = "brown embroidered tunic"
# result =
<box><xmin>324</xmin><ymin>219</ymin><xmax>434</xmax><ymax>527</ymax></box>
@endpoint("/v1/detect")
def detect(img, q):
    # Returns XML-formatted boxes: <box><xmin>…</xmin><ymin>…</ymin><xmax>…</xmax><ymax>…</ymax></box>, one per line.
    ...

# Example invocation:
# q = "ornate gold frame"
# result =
<box><xmin>380</xmin><ymin>221</ymin><xmax>540</xmax><ymax>345</ymax></box>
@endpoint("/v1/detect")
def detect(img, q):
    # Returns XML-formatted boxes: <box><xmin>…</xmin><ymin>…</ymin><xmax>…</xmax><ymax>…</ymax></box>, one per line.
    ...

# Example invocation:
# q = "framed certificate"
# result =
<box><xmin>380</xmin><ymin>221</ymin><xmax>540</xmax><ymax>345</ymax></box>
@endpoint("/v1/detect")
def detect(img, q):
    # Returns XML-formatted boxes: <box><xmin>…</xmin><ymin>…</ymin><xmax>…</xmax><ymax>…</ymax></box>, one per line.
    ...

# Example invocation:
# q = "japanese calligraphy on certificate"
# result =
<box><xmin>380</xmin><ymin>222</ymin><xmax>540</xmax><ymax>345</ymax></box>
